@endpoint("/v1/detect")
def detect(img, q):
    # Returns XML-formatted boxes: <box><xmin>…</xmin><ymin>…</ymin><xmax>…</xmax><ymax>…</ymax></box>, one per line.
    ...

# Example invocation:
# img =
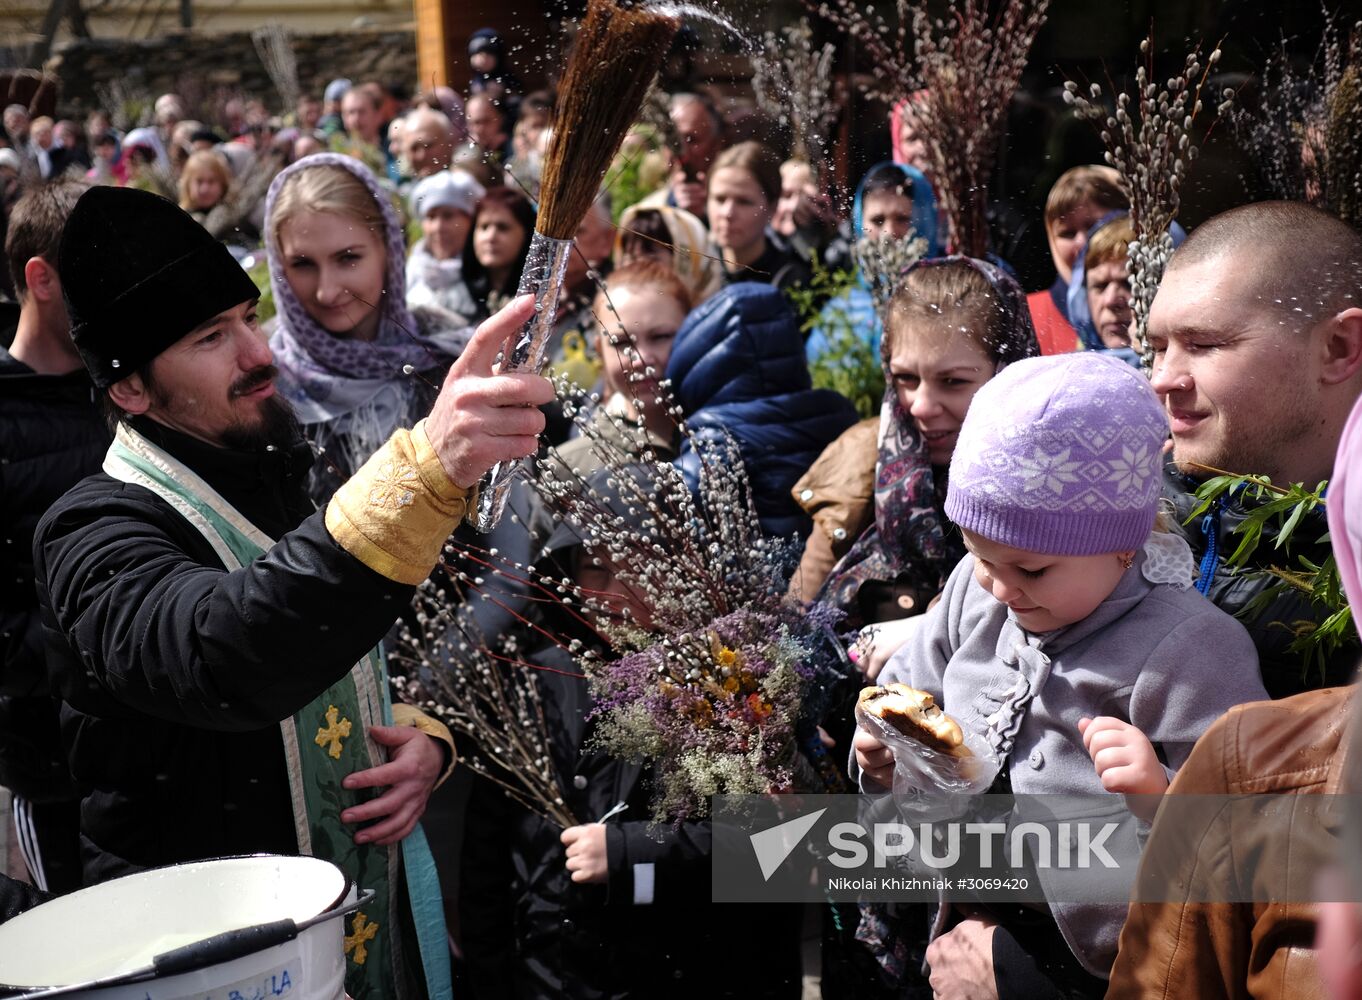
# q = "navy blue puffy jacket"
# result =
<box><xmin>666</xmin><ymin>283</ymin><xmax>859</xmax><ymax>539</ymax></box>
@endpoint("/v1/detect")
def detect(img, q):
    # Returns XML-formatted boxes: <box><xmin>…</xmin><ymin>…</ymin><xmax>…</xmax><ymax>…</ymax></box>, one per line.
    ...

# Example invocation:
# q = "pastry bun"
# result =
<box><xmin>858</xmin><ymin>683</ymin><xmax>972</xmax><ymax>758</ymax></box>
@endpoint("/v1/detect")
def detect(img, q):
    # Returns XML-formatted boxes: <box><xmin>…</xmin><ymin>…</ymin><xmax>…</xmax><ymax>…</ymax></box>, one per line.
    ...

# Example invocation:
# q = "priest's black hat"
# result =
<box><xmin>57</xmin><ymin>186</ymin><xmax>260</xmax><ymax>389</ymax></box>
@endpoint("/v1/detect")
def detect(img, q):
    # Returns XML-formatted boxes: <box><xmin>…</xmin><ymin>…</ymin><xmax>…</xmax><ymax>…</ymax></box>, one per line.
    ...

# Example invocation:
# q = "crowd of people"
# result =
<box><xmin>2</xmin><ymin>16</ymin><xmax>1362</xmax><ymax>1000</ymax></box>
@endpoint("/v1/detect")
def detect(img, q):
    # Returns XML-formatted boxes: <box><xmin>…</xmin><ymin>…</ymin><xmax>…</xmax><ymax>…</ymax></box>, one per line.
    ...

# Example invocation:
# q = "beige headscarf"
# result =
<box><xmin>614</xmin><ymin>203</ymin><xmax>723</xmax><ymax>306</ymax></box>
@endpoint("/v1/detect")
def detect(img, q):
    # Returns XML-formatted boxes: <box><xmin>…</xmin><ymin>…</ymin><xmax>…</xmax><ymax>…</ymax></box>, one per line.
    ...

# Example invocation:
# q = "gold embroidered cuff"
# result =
<box><xmin>325</xmin><ymin>420</ymin><xmax>472</xmax><ymax>584</ymax></box>
<box><xmin>392</xmin><ymin>702</ymin><xmax>458</xmax><ymax>788</ymax></box>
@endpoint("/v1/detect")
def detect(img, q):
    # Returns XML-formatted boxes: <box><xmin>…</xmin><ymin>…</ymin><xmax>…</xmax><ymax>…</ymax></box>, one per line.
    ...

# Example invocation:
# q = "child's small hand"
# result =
<box><xmin>561</xmin><ymin>823</ymin><xmax>609</xmax><ymax>884</ymax></box>
<box><xmin>1079</xmin><ymin>716</ymin><xmax>1169</xmax><ymax>820</ymax></box>
<box><xmin>849</xmin><ymin>617</ymin><xmax>921</xmax><ymax>681</ymax></box>
<box><xmin>854</xmin><ymin>726</ymin><xmax>896</xmax><ymax>789</ymax></box>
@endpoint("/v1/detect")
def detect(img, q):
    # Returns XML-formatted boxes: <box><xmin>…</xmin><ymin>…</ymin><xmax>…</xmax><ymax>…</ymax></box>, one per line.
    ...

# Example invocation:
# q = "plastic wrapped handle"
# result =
<box><xmin>475</xmin><ymin>232</ymin><xmax>574</xmax><ymax>532</ymax></box>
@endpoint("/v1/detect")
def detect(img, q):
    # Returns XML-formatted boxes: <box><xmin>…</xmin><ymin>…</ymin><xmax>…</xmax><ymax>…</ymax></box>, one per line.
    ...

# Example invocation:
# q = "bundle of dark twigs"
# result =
<box><xmin>1232</xmin><ymin>16</ymin><xmax>1362</xmax><ymax>230</ymax></box>
<box><xmin>816</xmin><ymin>0</ymin><xmax>1049</xmax><ymax>257</ymax></box>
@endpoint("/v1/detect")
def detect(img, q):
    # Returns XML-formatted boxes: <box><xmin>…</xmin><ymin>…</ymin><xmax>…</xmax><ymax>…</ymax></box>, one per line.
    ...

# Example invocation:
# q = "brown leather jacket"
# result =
<box><xmin>787</xmin><ymin>417</ymin><xmax>878</xmax><ymax>601</ymax></box>
<box><xmin>1107</xmin><ymin>686</ymin><xmax>1356</xmax><ymax>1000</ymax></box>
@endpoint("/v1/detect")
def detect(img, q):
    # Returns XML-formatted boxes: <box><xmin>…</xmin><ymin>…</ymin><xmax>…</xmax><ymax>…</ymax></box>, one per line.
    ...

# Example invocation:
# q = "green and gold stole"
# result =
<box><xmin>105</xmin><ymin>422</ymin><xmax>451</xmax><ymax>1000</ymax></box>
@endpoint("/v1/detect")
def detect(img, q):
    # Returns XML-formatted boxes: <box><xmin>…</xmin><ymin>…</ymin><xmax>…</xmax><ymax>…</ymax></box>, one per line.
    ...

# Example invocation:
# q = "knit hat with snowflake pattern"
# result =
<box><xmin>944</xmin><ymin>353</ymin><xmax>1168</xmax><ymax>556</ymax></box>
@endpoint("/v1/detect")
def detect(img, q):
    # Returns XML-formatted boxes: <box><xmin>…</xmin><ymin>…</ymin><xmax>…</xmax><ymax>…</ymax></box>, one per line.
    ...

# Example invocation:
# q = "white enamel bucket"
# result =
<box><xmin>0</xmin><ymin>855</ymin><xmax>363</xmax><ymax>1000</ymax></box>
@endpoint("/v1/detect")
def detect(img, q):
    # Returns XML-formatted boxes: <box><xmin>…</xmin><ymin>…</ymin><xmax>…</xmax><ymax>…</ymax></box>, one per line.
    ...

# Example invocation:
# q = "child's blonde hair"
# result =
<box><xmin>177</xmin><ymin>150</ymin><xmax>232</xmax><ymax>213</ymax></box>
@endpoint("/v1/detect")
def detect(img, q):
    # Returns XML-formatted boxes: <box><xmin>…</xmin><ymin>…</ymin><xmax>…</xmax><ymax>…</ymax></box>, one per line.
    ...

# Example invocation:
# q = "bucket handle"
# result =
<box><xmin>11</xmin><ymin>889</ymin><xmax>376</xmax><ymax>1000</ymax></box>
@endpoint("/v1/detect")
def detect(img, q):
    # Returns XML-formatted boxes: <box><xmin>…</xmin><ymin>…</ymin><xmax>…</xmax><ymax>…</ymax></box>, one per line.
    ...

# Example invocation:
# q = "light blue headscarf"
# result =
<box><xmin>851</xmin><ymin>161</ymin><xmax>943</xmax><ymax>255</ymax></box>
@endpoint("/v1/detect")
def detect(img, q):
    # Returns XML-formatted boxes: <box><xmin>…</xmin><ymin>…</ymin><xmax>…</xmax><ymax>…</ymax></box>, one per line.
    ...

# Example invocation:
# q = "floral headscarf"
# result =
<box><xmin>614</xmin><ymin>203</ymin><xmax>723</xmax><ymax>306</ymax></box>
<box><xmin>820</xmin><ymin>256</ymin><xmax>1041</xmax><ymax>624</ymax></box>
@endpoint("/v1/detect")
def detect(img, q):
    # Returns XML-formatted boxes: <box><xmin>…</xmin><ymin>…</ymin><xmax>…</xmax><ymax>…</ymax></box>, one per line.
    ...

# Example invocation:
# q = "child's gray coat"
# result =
<box><xmin>877</xmin><ymin>544</ymin><xmax>1269</xmax><ymax>976</ymax></box>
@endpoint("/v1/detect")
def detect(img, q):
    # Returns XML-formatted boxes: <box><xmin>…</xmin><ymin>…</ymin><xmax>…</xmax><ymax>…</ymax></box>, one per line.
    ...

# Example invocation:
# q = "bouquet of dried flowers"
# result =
<box><xmin>391</xmin><ymin>283</ymin><xmax>855</xmax><ymax>827</ymax></box>
<box><xmin>587</xmin><ymin>599</ymin><xmax>848</xmax><ymax>825</ymax></box>
<box><xmin>529</xmin><ymin>390</ymin><xmax>855</xmax><ymax>824</ymax></box>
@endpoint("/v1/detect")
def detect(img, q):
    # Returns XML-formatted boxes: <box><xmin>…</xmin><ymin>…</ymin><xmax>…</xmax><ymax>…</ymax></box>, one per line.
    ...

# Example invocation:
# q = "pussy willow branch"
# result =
<box><xmin>1231</xmin><ymin>14</ymin><xmax>1362</xmax><ymax>225</ymax></box>
<box><xmin>1064</xmin><ymin>37</ymin><xmax>1234</xmax><ymax>371</ymax></box>
<box><xmin>816</xmin><ymin>0</ymin><xmax>1049</xmax><ymax>256</ymax></box>
<box><xmin>751</xmin><ymin>18</ymin><xmax>839</xmax><ymax>170</ymax></box>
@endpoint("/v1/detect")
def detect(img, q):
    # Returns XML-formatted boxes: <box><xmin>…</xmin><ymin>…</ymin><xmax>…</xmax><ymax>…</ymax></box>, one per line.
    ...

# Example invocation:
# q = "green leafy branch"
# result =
<box><xmin>788</xmin><ymin>255</ymin><xmax>883</xmax><ymax>420</ymax></box>
<box><xmin>1187</xmin><ymin>465</ymin><xmax>1354</xmax><ymax>683</ymax></box>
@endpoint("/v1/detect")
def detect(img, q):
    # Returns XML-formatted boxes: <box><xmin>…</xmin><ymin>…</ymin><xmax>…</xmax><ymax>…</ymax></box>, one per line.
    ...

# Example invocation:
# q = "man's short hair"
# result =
<box><xmin>1169</xmin><ymin>201</ymin><xmax>1362</xmax><ymax>325</ymax></box>
<box><xmin>5</xmin><ymin>179</ymin><xmax>88</xmax><ymax>299</ymax></box>
<box><xmin>670</xmin><ymin>92</ymin><xmax>723</xmax><ymax>135</ymax></box>
<box><xmin>468</xmin><ymin>94</ymin><xmax>509</xmax><ymax>130</ymax></box>
<box><xmin>1044</xmin><ymin>165</ymin><xmax>1127</xmax><ymax>228</ymax></box>
<box><xmin>343</xmin><ymin>87</ymin><xmax>380</xmax><ymax>112</ymax></box>
<box><xmin>405</xmin><ymin>106</ymin><xmax>452</xmax><ymax>137</ymax></box>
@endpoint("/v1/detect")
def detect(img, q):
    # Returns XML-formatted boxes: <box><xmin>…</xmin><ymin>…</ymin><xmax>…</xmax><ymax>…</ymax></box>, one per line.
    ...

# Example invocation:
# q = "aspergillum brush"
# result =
<box><xmin>475</xmin><ymin>0</ymin><xmax>680</xmax><ymax>531</ymax></box>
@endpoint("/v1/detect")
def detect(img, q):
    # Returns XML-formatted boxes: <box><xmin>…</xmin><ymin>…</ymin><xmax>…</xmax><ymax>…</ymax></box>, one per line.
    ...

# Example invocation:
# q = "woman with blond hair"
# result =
<box><xmin>264</xmin><ymin>152</ymin><xmax>472</xmax><ymax>502</ymax></box>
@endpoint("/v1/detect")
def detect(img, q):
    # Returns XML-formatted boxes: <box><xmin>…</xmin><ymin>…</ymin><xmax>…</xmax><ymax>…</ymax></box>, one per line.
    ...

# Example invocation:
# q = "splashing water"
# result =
<box><xmin>651</xmin><ymin>2</ymin><xmax>748</xmax><ymax>45</ymax></box>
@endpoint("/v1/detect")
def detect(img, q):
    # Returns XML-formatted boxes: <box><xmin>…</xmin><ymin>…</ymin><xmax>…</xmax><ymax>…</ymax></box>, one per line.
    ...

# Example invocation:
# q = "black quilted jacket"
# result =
<box><xmin>32</xmin><ymin>417</ymin><xmax>412</xmax><ymax>884</ymax></box>
<box><xmin>0</xmin><ymin>349</ymin><xmax>108</xmax><ymax>801</ymax></box>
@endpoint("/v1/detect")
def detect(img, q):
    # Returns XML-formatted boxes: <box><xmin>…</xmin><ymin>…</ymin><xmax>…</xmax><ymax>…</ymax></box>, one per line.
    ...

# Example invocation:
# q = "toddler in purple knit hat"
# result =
<box><xmin>853</xmin><ymin>353</ymin><xmax>1269</xmax><ymax>988</ymax></box>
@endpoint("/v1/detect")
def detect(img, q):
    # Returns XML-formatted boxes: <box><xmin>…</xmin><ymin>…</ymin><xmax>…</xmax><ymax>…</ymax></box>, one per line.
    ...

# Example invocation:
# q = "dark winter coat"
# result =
<box><xmin>718</xmin><ymin>230</ymin><xmax>812</xmax><ymax>294</ymax></box>
<box><xmin>458</xmin><ymin>645</ymin><xmax>803</xmax><ymax>1000</ymax></box>
<box><xmin>667</xmin><ymin>282</ymin><xmax>859</xmax><ymax>539</ymax></box>
<box><xmin>1164</xmin><ymin>465</ymin><xmax>1358</xmax><ymax>699</ymax></box>
<box><xmin>32</xmin><ymin>416</ymin><xmax>412</xmax><ymax>884</ymax></box>
<box><xmin>0</xmin><ymin>349</ymin><xmax>109</xmax><ymax>801</ymax></box>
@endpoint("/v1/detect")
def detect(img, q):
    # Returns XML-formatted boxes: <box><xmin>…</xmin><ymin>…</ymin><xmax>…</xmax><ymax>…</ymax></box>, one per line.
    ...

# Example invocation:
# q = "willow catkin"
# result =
<box><xmin>1326</xmin><ymin>60</ymin><xmax>1362</xmax><ymax>231</ymax></box>
<box><xmin>537</xmin><ymin>0</ymin><xmax>680</xmax><ymax>240</ymax></box>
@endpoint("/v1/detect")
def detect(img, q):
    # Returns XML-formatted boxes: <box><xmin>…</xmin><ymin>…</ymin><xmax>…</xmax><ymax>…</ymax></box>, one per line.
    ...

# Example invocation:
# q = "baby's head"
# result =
<box><xmin>944</xmin><ymin>354</ymin><xmax>1167</xmax><ymax>632</ymax></box>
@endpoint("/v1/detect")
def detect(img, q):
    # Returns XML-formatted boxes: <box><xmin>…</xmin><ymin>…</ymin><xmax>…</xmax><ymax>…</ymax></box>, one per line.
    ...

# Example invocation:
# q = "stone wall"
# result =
<box><xmin>45</xmin><ymin>26</ymin><xmax>417</xmax><ymax>119</ymax></box>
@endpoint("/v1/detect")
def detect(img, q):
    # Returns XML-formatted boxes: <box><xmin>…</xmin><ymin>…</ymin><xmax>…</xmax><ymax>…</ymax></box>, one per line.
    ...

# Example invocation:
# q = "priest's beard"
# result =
<box><xmin>219</xmin><ymin>394</ymin><xmax>303</xmax><ymax>452</ymax></box>
<box><xmin>137</xmin><ymin>363</ymin><xmax>303</xmax><ymax>453</ymax></box>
